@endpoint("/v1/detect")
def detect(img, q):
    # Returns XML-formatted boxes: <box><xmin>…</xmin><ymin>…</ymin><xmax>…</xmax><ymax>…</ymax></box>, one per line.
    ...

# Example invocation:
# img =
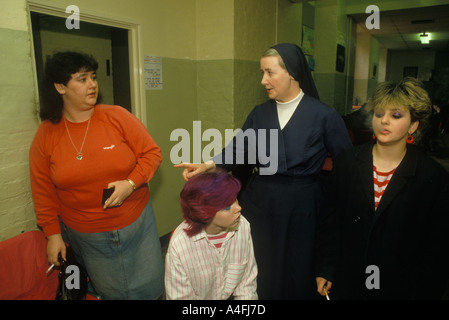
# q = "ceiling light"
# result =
<box><xmin>420</xmin><ymin>33</ymin><xmax>430</xmax><ymax>44</ymax></box>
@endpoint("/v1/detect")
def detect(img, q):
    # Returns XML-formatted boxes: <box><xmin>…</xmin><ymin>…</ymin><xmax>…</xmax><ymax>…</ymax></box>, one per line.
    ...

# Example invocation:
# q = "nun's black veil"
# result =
<box><xmin>270</xmin><ymin>43</ymin><xmax>320</xmax><ymax>100</ymax></box>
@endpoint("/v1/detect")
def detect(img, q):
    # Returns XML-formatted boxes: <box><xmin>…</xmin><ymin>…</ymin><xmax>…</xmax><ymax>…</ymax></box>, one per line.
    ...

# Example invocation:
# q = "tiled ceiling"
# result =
<box><xmin>350</xmin><ymin>4</ymin><xmax>449</xmax><ymax>50</ymax></box>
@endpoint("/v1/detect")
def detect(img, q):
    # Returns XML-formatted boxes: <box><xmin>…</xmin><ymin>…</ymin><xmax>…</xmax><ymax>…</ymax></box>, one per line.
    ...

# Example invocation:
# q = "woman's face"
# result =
<box><xmin>55</xmin><ymin>70</ymin><xmax>98</xmax><ymax>110</ymax></box>
<box><xmin>207</xmin><ymin>199</ymin><xmax>242</xmax><ymax>234</ymax></box>
<box><xmin>260</xmin><ymin>56</ymin><xmax>298</xmax><ymax>102</ymax></box>
<box><xmin>372</xmin><ymin>104</ymin><xmax>418</xmax><ymax>145</ymax></box>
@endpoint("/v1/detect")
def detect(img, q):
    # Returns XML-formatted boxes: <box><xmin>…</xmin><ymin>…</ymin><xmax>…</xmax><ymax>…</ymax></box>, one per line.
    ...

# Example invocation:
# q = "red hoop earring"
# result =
<box><xmin>372</xmin><ymin>133</ymin><xmax>376</xmax><ymax>140</ymax></box>
<box><xmin>406</xmin><ymin>135</ymin><xmax>414</xmax><ymax>144</ymax></box>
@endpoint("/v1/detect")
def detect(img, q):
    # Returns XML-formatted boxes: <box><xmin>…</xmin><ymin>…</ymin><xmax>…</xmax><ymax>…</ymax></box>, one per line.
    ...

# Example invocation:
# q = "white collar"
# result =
<box><xmin>275</xmin><ymin>90</ymin><xmax>304</xmax><ymax>106</ymax></box>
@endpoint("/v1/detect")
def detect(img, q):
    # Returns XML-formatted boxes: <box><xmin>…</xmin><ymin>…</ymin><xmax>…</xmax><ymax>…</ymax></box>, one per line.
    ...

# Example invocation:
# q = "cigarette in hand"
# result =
<box><xmin>46</xmin><ymin>264</ymin><xmax>55</xmax><ymax>274</ymax></box>
<box><xmin>324</xmin><ymin>288</ymin><xmax>330</xmax><ymax>300</ymax></box>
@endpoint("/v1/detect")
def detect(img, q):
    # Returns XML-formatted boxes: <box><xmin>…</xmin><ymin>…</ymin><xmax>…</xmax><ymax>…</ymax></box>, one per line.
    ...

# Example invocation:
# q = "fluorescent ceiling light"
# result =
<box><xmin>420</xmin><ymin>33</ymin><xmax>430</xmax><ymax>44</ymax></box>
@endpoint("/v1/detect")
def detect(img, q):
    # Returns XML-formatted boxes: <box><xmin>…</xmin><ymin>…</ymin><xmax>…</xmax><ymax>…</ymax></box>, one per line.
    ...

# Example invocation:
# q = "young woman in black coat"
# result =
<box><xmin>315</xmin><ymin>77</ymin><xmax>449</xmax><ymax>299</ymax></box>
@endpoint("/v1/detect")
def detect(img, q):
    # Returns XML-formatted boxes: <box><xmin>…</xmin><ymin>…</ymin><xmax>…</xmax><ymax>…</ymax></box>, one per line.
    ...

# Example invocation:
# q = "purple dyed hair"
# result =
<box><xmin>180</xmin><ymin>169</ymin><xmax>241</xmax><ymax>237</ymax></box>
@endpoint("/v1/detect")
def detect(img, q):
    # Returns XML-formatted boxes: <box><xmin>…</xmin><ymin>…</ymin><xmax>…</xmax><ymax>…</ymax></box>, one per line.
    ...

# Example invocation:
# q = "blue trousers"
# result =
<box><xmin>61</xmin><ymin>199</ymin><xmax>164</xmax><ymax>300</ymax></box>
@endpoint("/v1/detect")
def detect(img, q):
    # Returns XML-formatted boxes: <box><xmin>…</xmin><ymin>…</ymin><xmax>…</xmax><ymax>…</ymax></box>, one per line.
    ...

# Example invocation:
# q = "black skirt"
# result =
<box><xmin>240</xmin><ymin>173</ymin><xmax>322</xmax><ymax>300</ymax></box>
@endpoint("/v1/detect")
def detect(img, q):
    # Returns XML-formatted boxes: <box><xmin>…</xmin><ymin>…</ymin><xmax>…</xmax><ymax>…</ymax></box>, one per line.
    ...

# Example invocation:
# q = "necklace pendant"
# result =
<box><xmin>76</xmin><ymin>153</ymin><xmax>83</xmax><ymax>160</ymax></box>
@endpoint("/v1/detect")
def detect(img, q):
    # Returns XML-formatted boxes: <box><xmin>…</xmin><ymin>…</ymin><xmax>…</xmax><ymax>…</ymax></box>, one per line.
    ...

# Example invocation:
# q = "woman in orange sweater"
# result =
<box><xmin>29</xmin><ymin>51</ymin><xmax>164</xmax><ymax>299</ymax></box>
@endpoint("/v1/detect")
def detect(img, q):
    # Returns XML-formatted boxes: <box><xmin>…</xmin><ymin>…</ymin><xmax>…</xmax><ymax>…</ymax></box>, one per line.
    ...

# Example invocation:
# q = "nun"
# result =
<box><xmin>175</xmin><ymin>43</ymin><xmax>352</xmax><ymax>299</ymax></box>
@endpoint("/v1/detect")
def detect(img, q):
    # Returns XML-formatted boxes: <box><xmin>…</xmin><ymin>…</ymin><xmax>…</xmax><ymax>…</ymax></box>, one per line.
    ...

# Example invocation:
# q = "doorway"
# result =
<box><xmin>30</xmin><ymin>11</ymin><xmax>131</xmax><ymax>112</ymax></box>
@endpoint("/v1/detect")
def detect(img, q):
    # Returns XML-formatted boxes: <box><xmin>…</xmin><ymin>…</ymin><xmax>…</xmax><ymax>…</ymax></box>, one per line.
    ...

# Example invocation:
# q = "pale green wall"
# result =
<box><xmin>0</xmin><ymin>0</ymin><xmax>40</xmax><ymax>241</ymax></box>
<box><xmin>0</xmin><ymin>0</ymin><xmax>371</xmax><ymax>241</ymax></box>
<box><xmin>233</xmin><ymin>59</ymin><xmax>267</xmax><ymax>129</ymax></box>
<box><xmin>0</xmin><ymin>0</ymin><xmax>202</xmax><ymax>239</ymax></box>
<box><xmin>367</xmin><ymin>36</ymin><xmax>380</xmax><ymax>98</ymax></box>
<box><xmin>0</xmin><ymin>0</ymin><xmax>324</xmax><ymax>240</ymax></box>
<box><xmin>314</xmin><ymin>0</ymin><xmax>340</xmax><ymax>111</ymax></box>
<box><xmin>353</xmin><ymin>23</ymin><xmax>371</xmax><ymax>104</ymax></box>
<box><xmin>277</xmin><ymin>0</ymin><xmax>303</xmax><ymax>45</ymax></box>
<box><xmin>146</xmin><ymin>57</ymin><xmax>198</xmax><ymax>235</ymax></box>
<box><xmin>314</xmin><ymin>0</ymin><xmax>357</xmax><ymax>115</ymax></box>
<box><xmin>232</xmin><ymin>0</ymin><xmax>278</xmax><ymax>132</ymax></box>
<box><xmin>6</xmin><ymin>0</ymin><xmax>431</xmax><ymax>241</ymax></box>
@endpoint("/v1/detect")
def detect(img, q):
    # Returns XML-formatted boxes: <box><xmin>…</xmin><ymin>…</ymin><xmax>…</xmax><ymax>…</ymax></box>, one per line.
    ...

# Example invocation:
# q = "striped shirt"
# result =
<box><xmin>373</xmin><ymin>165</ymin><xmax>396</xmax><ymax>209</ymax></box>
<box><xmin>165</xmin><ymin>215</ymin><xmax>258</xmax><ymax>300</ymax></box>
<box><xmin>208</xmin><ymin>231</ymin><xmax>229</xmax><ymax>248</ymax></box>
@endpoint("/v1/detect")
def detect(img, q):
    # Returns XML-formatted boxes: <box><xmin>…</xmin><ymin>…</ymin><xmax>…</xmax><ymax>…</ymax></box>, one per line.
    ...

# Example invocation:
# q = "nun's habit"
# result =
<box><xmin>213</xmin><ymin>43</ymin><xmax>352</xmax><ymax>299</ymax></box>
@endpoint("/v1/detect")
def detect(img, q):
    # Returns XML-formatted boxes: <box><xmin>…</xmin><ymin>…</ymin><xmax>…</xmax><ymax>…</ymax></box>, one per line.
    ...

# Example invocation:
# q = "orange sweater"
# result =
<box><xmin>29</xmin><ymin>105</ymin><xmax>162</xmax><ymax>236</ymax></box>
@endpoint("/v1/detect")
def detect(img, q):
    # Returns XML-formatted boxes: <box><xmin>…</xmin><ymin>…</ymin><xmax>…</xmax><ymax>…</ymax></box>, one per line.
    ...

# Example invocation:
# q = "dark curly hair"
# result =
<box><xmin>39</xmin><ymin>51</ymin><xmax>99</xmax><ymax>123</ymax></box>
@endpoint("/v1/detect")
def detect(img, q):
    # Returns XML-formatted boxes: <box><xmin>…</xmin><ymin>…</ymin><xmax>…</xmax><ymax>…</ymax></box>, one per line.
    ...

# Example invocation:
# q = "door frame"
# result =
<box><xmin>27</xmin><ymin>1</ymin><xmax>147</xmax><ymax>126</ymax></box>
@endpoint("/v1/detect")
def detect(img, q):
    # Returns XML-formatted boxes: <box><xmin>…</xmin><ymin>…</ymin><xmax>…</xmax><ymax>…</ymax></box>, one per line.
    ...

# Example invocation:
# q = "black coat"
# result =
<box><xmin>315</xmin><ymin>141</ymin><xmax>449</xmax><ymax>299</ymax></box>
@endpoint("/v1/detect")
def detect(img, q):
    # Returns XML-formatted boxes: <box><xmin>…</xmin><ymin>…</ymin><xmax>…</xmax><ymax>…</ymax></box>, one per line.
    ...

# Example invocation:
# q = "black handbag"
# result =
<box><xmin>55</xmin><ymin>245</ymin><xmax>88</xmax><ymax>300</ymax></box>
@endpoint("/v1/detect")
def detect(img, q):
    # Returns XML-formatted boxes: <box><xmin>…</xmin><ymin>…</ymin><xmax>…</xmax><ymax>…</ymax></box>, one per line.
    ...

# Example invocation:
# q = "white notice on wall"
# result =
<box><xmin>144</xmin><ymin>55</ymin><xmax>163</xmax><ymax>90</ymax></box>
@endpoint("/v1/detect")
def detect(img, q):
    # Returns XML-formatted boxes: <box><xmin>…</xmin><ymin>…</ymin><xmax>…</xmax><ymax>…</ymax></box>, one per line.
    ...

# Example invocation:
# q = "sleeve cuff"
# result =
<box><xmin>42</xmin><ymin>223</ymin><xmax>61</xmax><ymax>238</ymax></box>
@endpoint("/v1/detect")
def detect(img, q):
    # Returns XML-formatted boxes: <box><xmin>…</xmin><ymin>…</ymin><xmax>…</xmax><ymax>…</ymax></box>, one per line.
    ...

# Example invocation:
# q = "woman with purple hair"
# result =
<box><xmin>164</xmin><ymin>170</ymin><xmax>258</xmax><ymax>300</ymax></box>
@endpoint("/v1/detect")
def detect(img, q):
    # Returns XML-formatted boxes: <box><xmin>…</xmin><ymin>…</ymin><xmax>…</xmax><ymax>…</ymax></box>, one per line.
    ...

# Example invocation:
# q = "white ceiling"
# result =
<box><xmin>350</xmin><ymin>4</ymin><xmax>449</xmax><ymax>50</ymax></box>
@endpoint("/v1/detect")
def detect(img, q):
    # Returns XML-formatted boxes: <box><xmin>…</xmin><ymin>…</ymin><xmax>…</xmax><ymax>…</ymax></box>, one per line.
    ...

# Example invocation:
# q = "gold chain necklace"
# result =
<box><xmin>63</xmin><ymin>117</ymin><xmax>91</xmax><ymax>160</ymax></box>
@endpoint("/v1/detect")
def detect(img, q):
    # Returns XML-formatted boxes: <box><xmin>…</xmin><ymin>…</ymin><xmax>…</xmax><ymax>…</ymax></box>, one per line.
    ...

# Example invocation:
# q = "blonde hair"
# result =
<box><xmin>366</xmin><ymin>77</ymin><xmax>432</xmax><ymax>142</ymax></box>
